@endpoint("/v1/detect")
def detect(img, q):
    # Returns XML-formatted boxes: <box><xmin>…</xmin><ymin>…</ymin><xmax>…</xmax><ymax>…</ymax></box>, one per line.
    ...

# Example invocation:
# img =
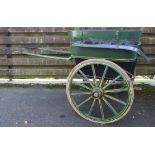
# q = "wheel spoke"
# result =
<box><xmin>78</xmin><ymin>96</ymin><xmax>92</xmax><ymax>108</ymax></box>
<box><xmin>76</xmin><ymin>73</ymin><xmax>83</xmax><ymax>79</ymax></box>
<box><xmin>104</xmin><ymin>87</ymin><xmax>128</xmax><ymax>93</ymax></box>
<box><xmin>102</xmin><ymin>75</ymin><xmax>122</xmax><ymax>90</ymax></box>
<box><xmin>104</xmin><ymin>94</ymin><xmax>126</xmax><ymax>105</ymax></box>
<box><xmin>102</xmin><ymin>97</ymin><xmax>118</xmax><ymax>115</ymax></box>
<box><xmin>110</xmin><ymin>81</ymin><xmax>124</xmax><ymax>86</ymax></box>
<box><xmin>91</xmin><ymin>64</ymin><xmax>97</xmax><ymax>86</ymax></box>
<box><xmin>99</xmin><ymin>66</ymin><xmax>108</xmax><ymax>87</ymax></box>
<box><xmin>74</xmin><ymin>83</ymin><xmax>92</xmax><ymax>91</ymax></box>
<box><xmin>88</xmin><ymin>99</ymin><xmax>96</xmax><ymax>115</ymax></box>
<box><xmin>98</xmin><ymin>99</ymin><xmax>104</xmax><ymax>120</ymax></box>
<box><xmin>79</xmin><ymin>70</ymin><xmax>94</xmax><ymax>88</ymax></box>
<box><xmin>71</xmin><ymin>92</ymin><xmax>91</xmax><ymax>96</ymax></box>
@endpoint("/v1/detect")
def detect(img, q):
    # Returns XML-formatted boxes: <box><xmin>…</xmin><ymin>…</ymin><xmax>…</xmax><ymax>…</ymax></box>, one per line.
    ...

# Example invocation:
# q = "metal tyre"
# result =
<box><xmin>66</xmin><ymin>59</ymin><xmax>134</xmax><ymax>124</ymax></box>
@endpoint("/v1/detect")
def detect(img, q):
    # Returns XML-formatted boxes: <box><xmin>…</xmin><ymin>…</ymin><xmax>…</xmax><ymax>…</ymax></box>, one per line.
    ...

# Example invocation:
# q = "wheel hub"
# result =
<box><xmin>92</xmin><ymin>88</ymin><xmax>103</xmax><ymax>98</ymax></box>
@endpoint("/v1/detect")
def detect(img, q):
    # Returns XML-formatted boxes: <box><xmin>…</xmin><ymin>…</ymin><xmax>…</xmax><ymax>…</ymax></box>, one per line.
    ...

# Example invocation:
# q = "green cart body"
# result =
<box><xmin>68</xmin><ymin>30</ymin><xmax>142</xmax><ymax>78</ymax></box>
<box><xmin>69</xmin><ymin>30</ymin><xmax>141</xmax><ymax>61</ymax></box>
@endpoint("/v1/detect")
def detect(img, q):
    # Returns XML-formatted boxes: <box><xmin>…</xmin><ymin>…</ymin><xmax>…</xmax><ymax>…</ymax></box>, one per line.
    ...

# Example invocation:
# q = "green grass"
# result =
<box><xmin>0</xmin><ymin>83</ymin><xmax>66</xmax><ymax>89</ymax></box>
<box><xmin>135</xmin><ymin>84</ymin><xmax>155</xmax><ymax>98</ymax></box>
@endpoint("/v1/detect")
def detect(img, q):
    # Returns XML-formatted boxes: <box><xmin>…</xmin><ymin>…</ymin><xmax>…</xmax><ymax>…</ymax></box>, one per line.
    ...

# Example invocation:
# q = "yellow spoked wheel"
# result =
<box><xmin>66</xmin><ymin>59</ymin><xmax>134</xmax><ymax>124</ymax></box>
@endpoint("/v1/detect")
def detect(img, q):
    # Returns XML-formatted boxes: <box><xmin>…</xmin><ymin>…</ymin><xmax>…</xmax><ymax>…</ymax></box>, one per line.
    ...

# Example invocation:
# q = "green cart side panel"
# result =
<box><xmin>68</xmin><ymin>30</ymin><xmax>142</xmax><ymax>41</ymax></box>
<box><xmin>118</xmin><ymin>31</ymin><xmax>141</xmax><ymax>41</ymax></box>
<box><xmin>70</xmin><ymin>46</ymin><xmax>137</xmax><ymax>61</ymax></box>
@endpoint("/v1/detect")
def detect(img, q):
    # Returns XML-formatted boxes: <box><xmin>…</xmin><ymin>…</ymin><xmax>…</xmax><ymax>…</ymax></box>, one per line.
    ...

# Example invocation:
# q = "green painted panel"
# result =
<box><xmin>82</xmin><ymin>31</ymin><xmax>117</xmax><ymax>39</ymax></box>
<box><xmin>68</xmin><ymin>30</ymin><xmax>142</xmax><ymax>41</ymax></box>
<box><xmin>118</xmin><ymin>31</ymin><xmax>142</xmax><ymax>41</ymax></box>
<box><xmin>70</xmin><ymin>46</ymin><xmax>137</xmax><ymax>61</ymax></box>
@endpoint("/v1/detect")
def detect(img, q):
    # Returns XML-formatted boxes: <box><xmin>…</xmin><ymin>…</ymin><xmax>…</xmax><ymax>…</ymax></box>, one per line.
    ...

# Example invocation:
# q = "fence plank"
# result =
<box><xmin>141</xmin><ymin>37</ymin><xmax>155</xmax><ymax>45</ymax></box>
<box><xmin>136</xmin><ymin>66</ymin><xmax>155</xmax><ymax>75</ymax></box>
<box><xmin>8</xmin><ymin>27</ymin><xmax>72</xmax><ymax>33</ymax></box>
<box><xmin>0</xmin><ymin>36</ymin><xmax>69</xmax><ymax>44</ymax></box>
<box><xmin>0</xmin><ymin>58</ymin><xmax>74</xmax><ymax>66</ymax></box>
<box><xmin>0</xmin><ymin>69</ymin><xmax>72</xmax><ymax>76</ymax></box>
<box><xmin>142</xmin><ymin>46</ymin><xmax>155</xmax><ymax>54</ymax></box>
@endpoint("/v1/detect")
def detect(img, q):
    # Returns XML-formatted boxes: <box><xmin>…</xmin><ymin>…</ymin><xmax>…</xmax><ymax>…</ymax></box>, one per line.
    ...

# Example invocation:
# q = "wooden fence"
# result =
<box><xmin>0</xmin><ymin>27</ymin><xmax>154</xmax><ymax>80</ymax></box>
